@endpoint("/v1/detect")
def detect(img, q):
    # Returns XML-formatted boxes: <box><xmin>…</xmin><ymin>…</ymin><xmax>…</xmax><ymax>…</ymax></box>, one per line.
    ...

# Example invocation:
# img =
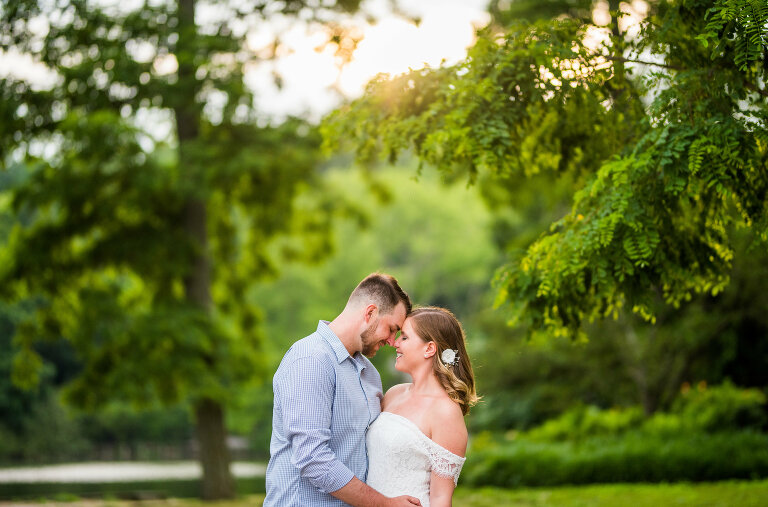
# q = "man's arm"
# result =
<box><xmin>331</xmin><ymin>476</ymin><xmax>421</xmax><ymax>507</ymax></box>
<box><xmin>277</xmin><ymin>356</ymin><xmax>354</xmax><ymax>493</ymax></box>
<box><xmin>277</xmin><ymin>357</ymin><xmax>420</xmax><ymax>506</ymax></box>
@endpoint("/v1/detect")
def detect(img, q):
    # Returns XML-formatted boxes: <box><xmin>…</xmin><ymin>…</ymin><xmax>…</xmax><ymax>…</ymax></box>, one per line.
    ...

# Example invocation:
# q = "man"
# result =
<box><xmin>265</xmin><ymin>273</ymin><xmax>421</xmax><ymax>506</ymax></box>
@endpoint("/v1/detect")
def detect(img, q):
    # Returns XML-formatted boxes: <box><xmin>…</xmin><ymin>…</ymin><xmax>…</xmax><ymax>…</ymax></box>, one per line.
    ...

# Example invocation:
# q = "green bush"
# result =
<box><xmin>463</xmin><ymin>384</ymin><xmax>768</xmax><ymax>488</ymax></box>
<box><xmin>525</xmin><ymin>405</ymin><xmax>645</xmax><ymax>442</ymax></box>
<box><xmin>463</xmin><ymin>431</ymin><xmax>768</xmax><ymax>488</ymax></box>
<box><xmin>671</xmin><ymin>381</ymin><xmax>767</xmax><ymax>432</ymax></box>
<box><xmin>0</xmin><ymin>424</ymin><xmax>19</xmax><ymax>461</ymax></box>
<box><xmin>640</xmin><ymin>411</ymin><xmax>685</xmax><ymax>436</ymax></box>
<box><xmin>514</xmin><ymin>383</ymin><xmax>767</xmax><ymax>445</ymax></box>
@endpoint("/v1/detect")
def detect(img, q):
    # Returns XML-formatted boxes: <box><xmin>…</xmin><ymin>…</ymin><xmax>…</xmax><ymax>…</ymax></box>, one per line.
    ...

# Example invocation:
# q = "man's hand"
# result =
<box><xmin>384</xmin><ymin>495</ymin><xmax>421</xmax><ymax>506</ymax></box>
<box><xmin>331</xmin><ymin>477</ymin><xmax>421</xmax><ymax>506</ymax></box>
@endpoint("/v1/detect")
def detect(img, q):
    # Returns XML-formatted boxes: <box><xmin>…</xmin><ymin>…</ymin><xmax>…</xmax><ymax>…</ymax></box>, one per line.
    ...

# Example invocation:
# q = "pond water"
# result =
<box><xmin>0</xmin><ymin>462</ymin><xmax>266</xmax><ymax>483</ymax></box>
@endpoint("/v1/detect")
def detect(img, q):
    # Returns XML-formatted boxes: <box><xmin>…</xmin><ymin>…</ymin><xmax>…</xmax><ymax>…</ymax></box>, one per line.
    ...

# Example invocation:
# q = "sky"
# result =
<box><xmin>246</xmin><ymin>0</ymin><xmax>491</xmax><ymax>121</ymax></box>
<box><xmin>0</xmin><ymin>0</ymin><xmax>491</xmax><ymax>123</ymax></box>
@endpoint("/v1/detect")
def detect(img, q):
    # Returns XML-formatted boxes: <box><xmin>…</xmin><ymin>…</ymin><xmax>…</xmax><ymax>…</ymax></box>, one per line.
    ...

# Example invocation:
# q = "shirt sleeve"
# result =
<box><xmin>274</xmin><ymin>355</ymin><xmax>355</xmax><ymax>494</ymax></box>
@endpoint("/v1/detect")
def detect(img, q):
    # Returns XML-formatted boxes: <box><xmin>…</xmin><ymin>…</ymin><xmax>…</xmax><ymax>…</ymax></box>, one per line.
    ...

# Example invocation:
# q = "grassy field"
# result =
<box><xmin>4</xmin><ymin>481</ymin><xmax>767</xmax><ymax>506</ymax></box>
<box><xmin>453</xmin><ymin>480</ymin><xmax>768</xmax><ymax>506</ymax></box>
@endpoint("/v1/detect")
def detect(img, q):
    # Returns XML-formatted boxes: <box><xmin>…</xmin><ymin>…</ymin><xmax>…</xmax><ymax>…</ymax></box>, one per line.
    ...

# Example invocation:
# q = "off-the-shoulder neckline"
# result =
<box><xmin>378</xmin><ymin>411</ymin><xmax>466</xmax><ymax>462</ymax></box>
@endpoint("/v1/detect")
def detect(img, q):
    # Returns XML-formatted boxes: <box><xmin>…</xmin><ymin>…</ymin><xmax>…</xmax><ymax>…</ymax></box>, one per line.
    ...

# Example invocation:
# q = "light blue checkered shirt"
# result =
<box><xmin>264</xmin><ymin>321</ymin><xmax>383</xmax><ymax>506</ymax></box>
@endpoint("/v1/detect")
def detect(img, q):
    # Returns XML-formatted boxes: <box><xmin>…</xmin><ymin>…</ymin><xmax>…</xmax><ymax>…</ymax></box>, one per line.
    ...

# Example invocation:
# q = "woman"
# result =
<box><xmin>366</xmin><ymin>306</ymin><xmax>479</xmax><ymax>507</ymax></box>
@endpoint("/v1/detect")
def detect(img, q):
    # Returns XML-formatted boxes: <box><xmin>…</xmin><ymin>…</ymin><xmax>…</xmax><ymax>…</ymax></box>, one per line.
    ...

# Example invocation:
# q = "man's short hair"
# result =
<box><xmin>349</xmin><ymin>273</ymin><xmax>412</xmax><ymax>315</ymax></box>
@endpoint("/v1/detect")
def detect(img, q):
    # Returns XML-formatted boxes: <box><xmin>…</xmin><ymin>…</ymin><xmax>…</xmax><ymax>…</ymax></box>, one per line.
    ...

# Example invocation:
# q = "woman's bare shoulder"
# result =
<box><xmin>382</xmin><ymin>383</ymin><xmax>411</xmax><ymax>408</ymax></box>
<box><xmin>429</xmin><ymin>397</ymin><xmax>468</xmax><ymax>457</ymax></box>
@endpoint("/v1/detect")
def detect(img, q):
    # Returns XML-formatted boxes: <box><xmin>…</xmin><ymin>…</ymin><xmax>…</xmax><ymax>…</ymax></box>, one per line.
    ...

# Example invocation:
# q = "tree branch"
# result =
<box><xmin>584</xmin><ymin>50</ymin><xmax>686</xmax><ymax>71</ymax></box>
<box><xmin>601</xmin><ymin>55</ymin><xmax>768</xmax><ymax>99</ymax></box>
<box><xmin>744</xmin><ymin>80</ymin><xmax>768</xmax><ymax>98</ymax></box>
<box><xmin>605</xmin><ymin>55</ymin><xmax>685</xmax><ymax>71</ymax></box>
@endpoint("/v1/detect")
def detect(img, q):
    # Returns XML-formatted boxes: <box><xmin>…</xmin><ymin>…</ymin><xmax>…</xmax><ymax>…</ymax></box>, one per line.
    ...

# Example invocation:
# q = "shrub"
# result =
<box><xmin>524</xmin><ymin>405</ymin><xmax>645</xmax><ymax>442</ymax></box>
<box><xmin>462</xmin><ymin>431</ymin><xmax>768</xmax><ymax>488</ymax></box>
<box><xmin>671</xmin><ymin>381</ymin><xmax>767</xmax><ymax>432</ymax></box>
<box><xmin>516</xmin><ymin>383</ymin><xmax>767</xmax><ymax>443</ymax></box>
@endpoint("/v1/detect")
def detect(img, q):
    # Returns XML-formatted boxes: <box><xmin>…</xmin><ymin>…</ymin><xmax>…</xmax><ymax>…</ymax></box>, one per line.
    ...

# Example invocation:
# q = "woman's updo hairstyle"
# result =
<box><xmin>408</xmin><ymin>306</ymin><xmax>479</xmax><ymax>415</ymax></box>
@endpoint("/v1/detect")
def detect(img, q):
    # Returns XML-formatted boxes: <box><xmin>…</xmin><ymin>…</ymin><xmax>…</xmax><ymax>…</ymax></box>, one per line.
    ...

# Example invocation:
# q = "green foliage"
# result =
<box><xmin>496</xmin><ymin>0</ymin><xmax>768</xmax><ymax>336</ymax></box>
<box><xmin>13</xmin><ymin>394</ymin><xmax>90</xmax><ymax>463</ymax></box>
<box><xmin>671</xmin><ymin>381</ymin><xmax>767</xmax><ymax>432</ymax></box>
<box><xmin>323</xmin><ymin>0</ymin><xmax>768</xmax><ymax>337</ymax></box>
<box><xmin>323</xmin><ymin>18</ymin><xmax>640</xmax><ymax>182</ymax></box>
<box><xmin>471</xmin><ymin>228</ymin><xmax>768</xmax><ymax>434</ymax></box>
<box><xmin>524</xmin><ymin>405</ymin><xmax>645</xmax><ymax>442</ymax></box>
<box><xmin>1</xmin><ymin>300</ymin><xmax>196</xmax><ymax>465</ymax></box>
<box><xmin>464</xmin><ymin>430</ymin><xmax>768</xmax><ymax>487</ymax></box>
<box><xmin>696</xmin><ymin>0</ymin><xmax>768</xmax><ymax>71</ymax></box>
<box><xmin>519</xmin><ymin>383</ymin><xmax>767</xmax><ymax>443</ymax></box>
<box><xmin>0</xmin><ymin>115</ymin><xmax>309</xmax><ymax>408</ymax></box>
<box><xmin>0</xmin><ymin>383</ymin><xmax>90</xmax><ymax>466</ymax></box>
<box><xmin>1</xmin><ymin>1</ymin><xmax>368</xmax><ymax>494</ymax></box>
<box><xmin>78</xmin><ymin>404</ymin><xmax>193</xmax><ymax>447</ymax></box>
<box><xmin>486</xmin><ymin>0</ymin><xmax>594</xmax><ymax>26</ymax></box>
<box><xmin>464</xmin><ymin>383</ymin><xmax>768</xmax><ymax>487</ymax></box>
<box><xmin>0</xmin><ymin>0</ymin><xmax>364</xmax><ymax>413</ymax></box>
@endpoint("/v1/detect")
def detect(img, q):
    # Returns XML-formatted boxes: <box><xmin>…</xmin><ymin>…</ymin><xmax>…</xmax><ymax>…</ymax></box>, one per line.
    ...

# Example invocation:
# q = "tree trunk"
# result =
<box><xmin>195</xmin><ymin>398</ymin><xmax>236</xmax><ymax>499</ymax></box>
<box><xmin>618</xmin><ymin>326</ymin><xmax>656</xmax><ymax>416</ymax></box>
<box><xmin>182</xmin><ymin>199</ymin><xmax>236</xmax><ymax>499</ymax></box>
<box><xmin>175</xmin><ymin>0</ymin><xmax>235</xmax><ymax>499</ymax></box>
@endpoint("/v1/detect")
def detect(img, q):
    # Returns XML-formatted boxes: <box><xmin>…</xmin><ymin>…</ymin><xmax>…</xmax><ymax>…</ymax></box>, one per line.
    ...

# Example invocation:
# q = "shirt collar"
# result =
<box><xmin>317</xmin><ymin>320</ymin><xmax>353</xmax><ymax>364</ymax></box>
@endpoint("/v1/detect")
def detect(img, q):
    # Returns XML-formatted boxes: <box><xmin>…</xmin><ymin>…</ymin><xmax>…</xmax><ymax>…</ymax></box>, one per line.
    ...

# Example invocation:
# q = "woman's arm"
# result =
<box><xmin>428</xmin><ymin>401</ymin><xmax>467</xmax><ymax>507</ymax></box>
<box><xmin>428</xmin><ymin>474</ymin><xmax>457</xmax><ymax>507</ymax></box>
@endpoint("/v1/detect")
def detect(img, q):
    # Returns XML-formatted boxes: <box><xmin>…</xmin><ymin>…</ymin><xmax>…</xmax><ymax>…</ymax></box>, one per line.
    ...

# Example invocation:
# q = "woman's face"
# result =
<box><xmin>393</xmin><ymin>317</ymin><xmax>430</xmax><ymax>373</ymax></box>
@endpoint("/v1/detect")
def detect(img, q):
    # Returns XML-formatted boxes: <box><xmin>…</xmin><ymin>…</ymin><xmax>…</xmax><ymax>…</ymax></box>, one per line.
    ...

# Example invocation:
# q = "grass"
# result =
<box><xmin>453</xmin><ymin>480</ymin><xmax>768</xmax><ymax>506</ymax></box>
<box><xmin>3</xmin><ymin>480</ymin><xmax>767</xmax><ymax>506</ymax></box>
<box><xmin>0</xmin><ymin>477</ymin><xmax>264</xmax><ymax>501</ymax></box>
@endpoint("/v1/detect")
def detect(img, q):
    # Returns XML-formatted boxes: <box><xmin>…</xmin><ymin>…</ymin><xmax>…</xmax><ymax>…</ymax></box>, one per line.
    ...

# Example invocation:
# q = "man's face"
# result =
<box><xmin>360</xmin><ymin>302</ymin><xmax>407</xmax><ymax>357</ymax></box>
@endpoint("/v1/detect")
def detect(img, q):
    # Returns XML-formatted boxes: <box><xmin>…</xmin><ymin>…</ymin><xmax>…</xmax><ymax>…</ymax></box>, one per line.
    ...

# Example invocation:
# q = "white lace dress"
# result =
<box><xmin>366</xmin><ymin>411</ymin><xmax>466</xmax><ymax>507</ymax></box>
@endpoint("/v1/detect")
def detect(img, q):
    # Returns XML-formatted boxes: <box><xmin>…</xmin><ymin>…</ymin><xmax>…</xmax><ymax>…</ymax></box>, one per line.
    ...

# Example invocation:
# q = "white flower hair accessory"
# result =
<box><xmin>441</xmin><ymin>348</ymin><xmax>459</xmax><ymax>366</ymax></box>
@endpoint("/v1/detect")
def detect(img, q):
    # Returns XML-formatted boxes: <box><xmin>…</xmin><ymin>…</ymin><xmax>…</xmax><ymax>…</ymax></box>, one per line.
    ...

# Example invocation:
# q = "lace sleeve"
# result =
<box><xmin>426</xmin><ymin>445</ymin><xmax>466</xmax><ymax>486</ymax></box>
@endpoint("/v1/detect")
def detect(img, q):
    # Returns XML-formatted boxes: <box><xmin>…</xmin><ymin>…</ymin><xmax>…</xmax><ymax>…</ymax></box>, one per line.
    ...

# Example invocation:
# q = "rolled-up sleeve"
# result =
<box><xmin>275</xmin><ymin>356</ymin><xmax>354</xmax><ymax>494</ymax></box>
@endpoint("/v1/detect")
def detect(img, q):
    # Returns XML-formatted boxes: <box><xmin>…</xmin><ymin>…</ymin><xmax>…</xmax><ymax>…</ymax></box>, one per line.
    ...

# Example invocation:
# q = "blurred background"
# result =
<box><xmin>1</xmin><ymin>0</ymin><xmax>767</xmax><ymax>503</ymax></box>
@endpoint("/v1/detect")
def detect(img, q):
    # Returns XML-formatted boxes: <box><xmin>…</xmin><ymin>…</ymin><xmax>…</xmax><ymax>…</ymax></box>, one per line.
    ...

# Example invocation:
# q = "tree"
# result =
<box><xmin>323</xmin><ymin>0</ymin><xmax>768</xmax><ymax>338</ymax></box>
<box><xmin>0</xmin><ymin>0</ymin><xmax>372</xmax><ymax>498</ymax></box>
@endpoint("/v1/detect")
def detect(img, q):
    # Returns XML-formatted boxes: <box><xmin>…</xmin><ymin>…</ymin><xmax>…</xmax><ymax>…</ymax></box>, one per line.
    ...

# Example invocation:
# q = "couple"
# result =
<box><xmin>264</xmin><ymin>273</ymin><xmax>478</xmax><ymax>506</ymax></box>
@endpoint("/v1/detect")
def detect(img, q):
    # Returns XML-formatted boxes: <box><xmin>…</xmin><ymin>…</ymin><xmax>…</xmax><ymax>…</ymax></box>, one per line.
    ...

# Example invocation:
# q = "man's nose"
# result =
<box><xmin>386</xmin><ymin>335</ymin><xmax>396</xmax><ymax>347</ymax></box>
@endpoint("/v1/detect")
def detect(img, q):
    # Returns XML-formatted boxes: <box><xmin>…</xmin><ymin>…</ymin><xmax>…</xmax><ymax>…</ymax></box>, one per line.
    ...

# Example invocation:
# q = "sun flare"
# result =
<box><xmin>249</xmin><ymin>1</ymin><xmax>490</xmax><ymax>120</ymax></box>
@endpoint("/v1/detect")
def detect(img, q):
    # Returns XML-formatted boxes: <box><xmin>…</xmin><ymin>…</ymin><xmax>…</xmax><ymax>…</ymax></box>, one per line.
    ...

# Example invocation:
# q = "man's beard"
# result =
<box><xmin>360</xmin><ymin>320</ymin><xmax>380</xmax><ymax>357</ymax></box>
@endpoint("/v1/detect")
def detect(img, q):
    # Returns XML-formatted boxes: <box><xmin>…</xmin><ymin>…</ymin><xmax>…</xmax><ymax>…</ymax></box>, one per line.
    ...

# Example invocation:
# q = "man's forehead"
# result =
<box><xmin>393</xmin><ymin>303</ymin><xmax>407</xmax><ymax>327</ymax></box>
<box><xmin>382</xmin><ymin>303</ymin><xmax>407</xmax><ymax>327</ymax></box>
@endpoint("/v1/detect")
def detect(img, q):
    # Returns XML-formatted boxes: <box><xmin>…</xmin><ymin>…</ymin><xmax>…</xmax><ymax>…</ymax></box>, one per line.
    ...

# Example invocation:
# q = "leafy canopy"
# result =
<box><xmin>0</xmin><ymin>0</ymin><xmax>364</xmax><ymax>408</ymax></box>
<box><xmin>323</xmin><ymin>0</ymin><xmax>768</xmax><ymax>338</ymax></box>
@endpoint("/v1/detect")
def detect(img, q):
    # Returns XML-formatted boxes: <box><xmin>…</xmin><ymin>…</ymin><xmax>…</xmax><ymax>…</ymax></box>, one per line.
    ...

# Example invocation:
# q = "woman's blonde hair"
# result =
<box><xmin>409</xmin><ymin>306</ymin><xmax>479</xmax><ymax>415</ymax></box>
